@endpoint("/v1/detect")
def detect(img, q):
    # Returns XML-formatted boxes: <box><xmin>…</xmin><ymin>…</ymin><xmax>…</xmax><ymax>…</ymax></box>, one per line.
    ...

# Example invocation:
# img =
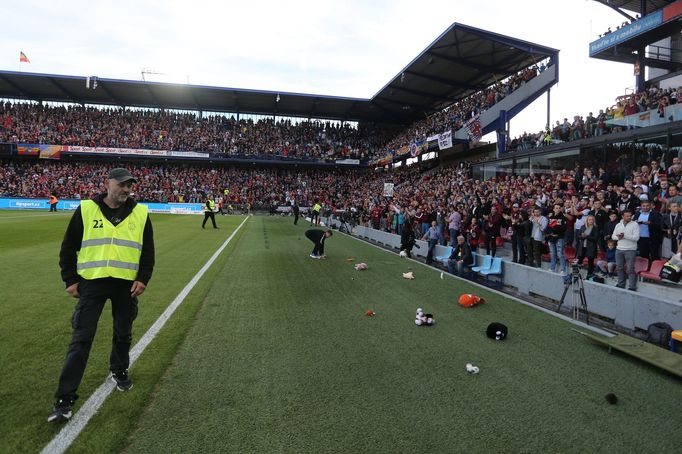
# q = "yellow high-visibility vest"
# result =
<box><xmin>205</xmin><ymin>200</ymin><xmax>216</xmax><ymax>212</ymax></box>
<box><xmin>77</xmin><ymin>200</ymin><xmax>147</xmax><ymax>281</ymax></box>
<box><xmin>313</xmin><ymin>203</ymin><xmax>322</xmax><ymax>213</ymax></box>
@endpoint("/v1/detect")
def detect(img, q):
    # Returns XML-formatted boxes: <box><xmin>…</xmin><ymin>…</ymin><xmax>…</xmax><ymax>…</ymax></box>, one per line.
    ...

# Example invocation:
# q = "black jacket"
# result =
<box><xmin>400</xmin><ymin>228</ymin><xmax>416</xmax><ymax>250</ymax></box>
<box><xmin>449</xmin><ymin>242</ymin><xmax>473</xmax><ymax>266</ymax></box>
<box><xmin>546</xmin><ymin>212</ymin><xmax>567</xmax><ymax>242</ymax></box>
<box><xmin>577</xmin><ymin>225</ymin><xmax>600</xmax><ymax>258</ymax></box>
<box><xmin>59</xmin><ymin>193</ymin><xmax>155</xmax><ymax>287</ymax></box>
<box><xmin>305</xmin><ymin>229</ymin><xmax>327</xmax><ymax>254</ymax></box>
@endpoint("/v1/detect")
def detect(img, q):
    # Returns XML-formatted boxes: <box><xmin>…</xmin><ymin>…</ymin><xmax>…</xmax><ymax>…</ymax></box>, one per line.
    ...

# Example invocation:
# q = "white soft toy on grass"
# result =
<box><xmin>399</xmin><ymin>250</ymin><xmax>408</xmax><ymax>258</ymax></box>
<box><xmin>415</xmin><ymin>308</ymin><xmax>434</xmax><ymax>326</ymax></box>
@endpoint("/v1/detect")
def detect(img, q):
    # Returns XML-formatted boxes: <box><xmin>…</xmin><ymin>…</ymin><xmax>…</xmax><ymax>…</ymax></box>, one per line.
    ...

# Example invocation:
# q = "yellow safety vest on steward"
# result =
<box><xmin>77</xmin><ymin>200</ymin><xmax>147</xmax><ymax>281</ymax></box>
<box><xmin>205</xmin><ymin>200</ymin><xmax>216</xmax><ymax>212</ymax></box>
<box><xmin>313</xmin><ymin>203</ymin><xmax>322</xmax><ymax>213</ymax></box>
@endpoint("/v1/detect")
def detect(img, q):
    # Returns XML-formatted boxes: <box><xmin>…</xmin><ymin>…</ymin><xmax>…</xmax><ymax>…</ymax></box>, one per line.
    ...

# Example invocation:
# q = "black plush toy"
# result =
<box><xmin>486</xmin><ymin>322</ymin><xmax>508</xmax><ymax>340</ymax></box>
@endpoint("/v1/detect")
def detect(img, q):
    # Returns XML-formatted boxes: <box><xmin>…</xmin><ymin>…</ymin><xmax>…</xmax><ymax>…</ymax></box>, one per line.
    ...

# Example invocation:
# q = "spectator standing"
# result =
<box><xmin>546</xmin><ymin>203</ymin><xmax>568</xmax><ymax>274</ymax></box>
<box><xmin>530</xmin><ymin>207</ymin><xmax>548</xmax><ymax>267</ymax></box>
<box><xmin>447</xmin><ymin>206</ymin><xmax>462</xmax><ymax>247</ymax></box>
<box><xmin>662</xmin><ymin>202</ymin><xmax>680</xmax><ymax>258</ymax></box>
<box><xmin>422</xmin><ymin>220</ymin><xmax>442</xmax><ymax>265</ymax></box>
<box><xmin>483</xmin><ymin>206</ymin><xmax>502</xmax><ymax>257</ymax></box>
<box><xmin>577</xmin><ymin>214</ymin><xmax>599</xmax><ymax>275</ymax></box>
<box><xmin>612</xmin><ymin>210</ymin><xmax>640</xmax><ymax>291</ymax></box>
<box><xmin>633</xmin><ymin>200</ymin><xmax>662</xmax><ymax>260</ymax></box>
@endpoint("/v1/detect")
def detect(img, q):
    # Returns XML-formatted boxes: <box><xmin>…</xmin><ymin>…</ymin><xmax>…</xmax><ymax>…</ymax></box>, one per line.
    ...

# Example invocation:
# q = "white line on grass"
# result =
<box><xmin>336</xmin><ymin>227</ymin><xmax>613</xmax><ymax>338</ymax></box>
<box><xmin>41</xmin><ymin>215</ymin><xmax>251</xmax><ymax>454</ymax></box>
<box><xmin>0</xmin><ymin>212</ymin><xmax>70</xmax><ymax>220</ymax></box>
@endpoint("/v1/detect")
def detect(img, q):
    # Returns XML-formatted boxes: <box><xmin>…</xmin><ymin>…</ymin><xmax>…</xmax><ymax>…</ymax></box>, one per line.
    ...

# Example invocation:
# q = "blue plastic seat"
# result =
<box><xmin>471</xmin><ymin>255</ymin><xmax>492</xmax><ymax>273</ymax></box>
<box><xmin>479</xmin><ymin>257</ymin><xmax>504</xmax><ymax>287</ymax></box>
<box><xmin>435</xmin><ymin>246</ymin><xmax>453</xmax><ymax>264</ymax></box>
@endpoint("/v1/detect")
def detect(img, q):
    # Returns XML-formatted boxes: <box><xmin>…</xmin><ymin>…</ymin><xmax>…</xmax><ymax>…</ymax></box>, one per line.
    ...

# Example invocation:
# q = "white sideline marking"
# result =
<box><xmin>41</xmin><ymin>215</ymin><xmax>251</xmax><ymax>454</ymax></box>
<box><xmin>336</xmin><ymin>226</ymin><xmax>613</xmax><ymax>338</ymax></box>
<box><xmin>0</xmin><ymin>212</ymin><xmax>70</xmax><ymax>220</ymax></box>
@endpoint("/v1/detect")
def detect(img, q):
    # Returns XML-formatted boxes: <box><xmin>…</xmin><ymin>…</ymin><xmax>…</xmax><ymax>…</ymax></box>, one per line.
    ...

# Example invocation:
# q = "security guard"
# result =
<box><xmin>48</xmin><ymin>168</ymin><xmax>154</xmax><ymax>423</ymax></box>
<box><xmin>49</xmin><ymin>193</ymin><xmax>59</xmax><ymax>212</ymax></box>
<box><xmin>310</xmin><ymin>201</ymin><xmax>322</xmax><ymax>226</ymax></box>
<box><xmin>202</xmin><ymin>194</ymin><xmax>219</xmax><ymax>229</ymax></box>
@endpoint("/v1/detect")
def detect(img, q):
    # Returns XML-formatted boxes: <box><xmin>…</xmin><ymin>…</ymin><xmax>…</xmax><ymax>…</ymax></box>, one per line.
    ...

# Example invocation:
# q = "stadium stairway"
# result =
<box><xmin>454</xmin><ymin>63</ymin><xmax>558</xmax><ymax>144</ymax></box>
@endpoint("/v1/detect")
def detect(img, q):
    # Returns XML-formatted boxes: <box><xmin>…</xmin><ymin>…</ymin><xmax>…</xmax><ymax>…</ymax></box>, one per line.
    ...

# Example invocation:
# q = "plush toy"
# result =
<box><xmin>415</xmin><ymin>308</ymin><xmax>434</xmax><ymax>326</ymax></box>
<box><xmin>354</xmin><ymin>262</ymin><xmax>368</xmax><ymax>270</ymax></box>
<box><xmin>486</xmin><ymin>322</ymin><xmax>508</xmax><ymax>340</ymax></box>
<box><xmin>458</xmin><ymin>294</ymin><xmax>485</xmax><ymax>308</ymax></box>
<box><xmin>399</xmin><ymin>250</ymin><xmax>408</xmax><ymax>258</ymax></box>
<box><xmin>403</xmin><ymin>271</ymin><xmax>415</xmax><ymax>280</ymax></box>
<box><xmin>365</xmin><ymin>309</ymin><xmax>376</xmax><ymax>317</ymax></box>
<box><xmin>465</xmin><ymin>363</ymin><xmax>480</xmax><ymax>374</ymax></box>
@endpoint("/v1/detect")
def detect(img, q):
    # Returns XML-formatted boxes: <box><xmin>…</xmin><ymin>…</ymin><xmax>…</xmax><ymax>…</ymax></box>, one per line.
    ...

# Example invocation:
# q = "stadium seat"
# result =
<box><xmin>463</xmin><ymin>252</ymin><xmax>478</xmax><ymax>279</ymax></box>
<box><xmin>495</xmin><ymin>236</ymin><xmax>504</xmax><ymax>248</ymax></box>
<box><xmin>479</xmin><ymin>257</ymin><xmax>503</xmax><ymax>288</ymax></box>
<box><xmin>471</xmin><ymin>255</ymin><xmax>492</xmax><ymax>273</ymax></box>
<box><xmin>435</xmin><ymin>246</ymin><xmax>453</xmax><ymax>264</ymax></box>
<box><xmin>639</xmin><ymin>259</ymin><xmax>665</xmax><ymax>282</ymax></box>
<box><xmin>634</xmin><ymin>256</ymin><xmax>650</xmax><ymax>279</ymax></box>
<box><xmin>564</xmin><ymin>246</ymin><xmax>577</xmax><ymax>261</ymax></box>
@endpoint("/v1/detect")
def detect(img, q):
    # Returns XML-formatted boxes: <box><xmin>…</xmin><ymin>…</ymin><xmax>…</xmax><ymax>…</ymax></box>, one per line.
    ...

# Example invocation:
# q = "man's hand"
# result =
<box><xmin>130</xmin><ymin>281</ymin><xmax>147</xmax><ymax>298</ymax></box>
<box><xmin>65</xmin><ymin>283</ymin><xmax>79</xmax><ymax>298</ymax></box>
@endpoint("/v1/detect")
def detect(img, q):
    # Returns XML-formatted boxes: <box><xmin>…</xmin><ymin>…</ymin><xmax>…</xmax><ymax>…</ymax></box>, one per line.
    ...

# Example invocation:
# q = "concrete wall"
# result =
<box><xmin>329</xmin><ymin>218</ymin><xmax>682</xmax><ymax>331</ymax></box>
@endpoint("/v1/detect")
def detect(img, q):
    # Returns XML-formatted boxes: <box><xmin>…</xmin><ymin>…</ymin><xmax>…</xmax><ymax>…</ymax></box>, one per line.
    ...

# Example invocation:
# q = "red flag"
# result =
<box><xmin>19</xmin><ymin>51</ymin><xmax>30</xmax><ymax>63</ymax></box>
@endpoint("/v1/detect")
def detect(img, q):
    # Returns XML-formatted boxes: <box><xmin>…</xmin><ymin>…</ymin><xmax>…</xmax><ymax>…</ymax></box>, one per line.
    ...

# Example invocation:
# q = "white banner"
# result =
<box><xmin>336</xmin><ymin>158</ymin><xmax>360</xmax><ymax>165</ymax></box>
<box><xmin>438</xmin><ymin>130</ymin><xmax>452</xmax><ymax>150</ymax></box>
<box><xmin>168</xmin><ymin>151</ymin><xmax>209</xmax><ymax>158</ymax></box>
<box><xmin>383</xmin><ymin>183</ymin><xmax>394</xmax><ymax>197</ymax></box>
<box><xmin>65</xmin><ymin>145</ymin><xmax>168</xmax><ymax>157</ymax></box>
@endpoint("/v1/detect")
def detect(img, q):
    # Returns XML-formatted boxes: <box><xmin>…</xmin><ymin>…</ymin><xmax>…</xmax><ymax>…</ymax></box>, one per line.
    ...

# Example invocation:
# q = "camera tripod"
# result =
<box><xmin>557</xmin><ymin>268</ymin><xmax>590</xmax><ymax>325</ymax></box>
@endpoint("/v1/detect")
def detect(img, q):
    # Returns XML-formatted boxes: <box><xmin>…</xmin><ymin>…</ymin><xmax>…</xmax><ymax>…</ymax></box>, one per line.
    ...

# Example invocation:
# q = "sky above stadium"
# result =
<box><xmin>3</xmin><ymin>0</ymin><xmax>638</xmax><ymax>138</ymax></box>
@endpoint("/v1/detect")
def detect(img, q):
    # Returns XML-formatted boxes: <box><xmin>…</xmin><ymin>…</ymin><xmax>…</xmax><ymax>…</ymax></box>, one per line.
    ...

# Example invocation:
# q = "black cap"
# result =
<box><xmin>108</xmin><ymin>168</ymin><xmax>137</xmax><ymax>183</ymax></box>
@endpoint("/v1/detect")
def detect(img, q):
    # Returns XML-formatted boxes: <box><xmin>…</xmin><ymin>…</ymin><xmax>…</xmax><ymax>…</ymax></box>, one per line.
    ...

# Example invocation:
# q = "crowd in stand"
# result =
<box><xmin>381</xmin><ymin>65</ymin><xmax>542</xmax><ymax>155</ymax></box>
<box><xmin>0</xmin><ymin>101</ymin><xmax>388</xmax><ymax>161</ymax></box>
<box><xmin>508</xmin><ymin>85</ymin><xmax>681</xmax><ymax>152</ymax></box>
<box><xmin>597</xmin><ymin>15</ymin><xmax>641</xmax><ymax>38</ymax></box>
<box><xmin>2</xmin><ymin>147</ymin><xmax>681</xmax><ymax>288</ymax></box>
<box><xmin>0</xmin><ymin>63</ymin><xmax>544</xmax><ymax>164</ymax></box>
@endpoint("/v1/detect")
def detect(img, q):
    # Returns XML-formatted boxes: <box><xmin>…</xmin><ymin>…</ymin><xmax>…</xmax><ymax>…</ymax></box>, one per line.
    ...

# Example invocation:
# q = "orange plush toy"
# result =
<box><xmin>458</xmin><ymin>294</ymin><xmax>485</xmax><ymax>308</ymax></box>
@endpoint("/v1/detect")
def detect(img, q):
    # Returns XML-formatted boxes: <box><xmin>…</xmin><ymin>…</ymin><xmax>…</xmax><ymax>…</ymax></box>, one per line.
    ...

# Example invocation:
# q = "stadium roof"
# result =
<box><xmin>594</xmin><ymin>0</ymin><xmax>675</xmax><ymax>17</ymax></box>
<box><xmin>0</xmin><ymin>23</ymin><xmax>558</xmax><ymax>125</ymax></box>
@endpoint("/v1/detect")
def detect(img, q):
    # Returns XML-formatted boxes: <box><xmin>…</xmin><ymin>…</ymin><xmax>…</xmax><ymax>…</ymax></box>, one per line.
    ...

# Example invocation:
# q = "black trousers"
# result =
<box><xmin>485</xmin><ymin>235</ymin><xmax>497</xmax><ymax>257</ymax></box>
<box><xmin>55</xmin><ymin>278</ymin><xmax>138</xmax><ymax>401</ymax></box>
<box><xmin>638</xmin><ymin>237</ymin><xmax>651</xmax><ymax>260</ymax></box>
<box><xmin>50</xmin><ymin>203</ymin><xmax>57</xmax><ymax>212</ymax></box>
<box><xmin>512</xmin><ymin>236</ymin><xmax>525</xmax><ymax>263</ymax></box>
<box><xmin>310</xmin><ymin>211</ymin><xmax>319</xmax><ymax>225</ymax></box>
<box><xmin>202</xmin><ymin>211</ymin><xmax>217</xmax><ymax>228</ymax></box>
<box><xmin>294</xmin><ymin>213</ymin><xmax>299</xmax><ymax>225</ymax></box>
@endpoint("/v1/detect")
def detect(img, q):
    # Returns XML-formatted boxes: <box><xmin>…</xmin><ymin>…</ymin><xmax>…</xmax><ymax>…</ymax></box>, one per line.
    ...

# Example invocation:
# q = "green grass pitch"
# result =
<box><xmin>0</xmin><ymin>212</ymin><xmax>679</xmax><ymax>453</ymax></box>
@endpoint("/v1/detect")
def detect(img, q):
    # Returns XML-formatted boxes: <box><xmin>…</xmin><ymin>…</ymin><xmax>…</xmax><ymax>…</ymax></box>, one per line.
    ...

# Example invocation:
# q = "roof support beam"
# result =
<box><xmin>593</xmin><ymin>0</ymin><xmax>636</xmax><ymax>21</ymax></box>
<box><xmin>47</xmin><ymin>77</ymin><xmax>78</xmax><ymax>104</ymax></box>
<box><xmin>388</xmin><ymin>84</ymin><xmax>452</xmax><ymax>102</ymax></box>
<box><xmin>0</xmin><ymin>75</ymin><xmax>35</xmax><ymax>101</ymax></box>
<box><xmin>403</xmin><ymin>70</ymin><xmax>477</xmax><ymax>90</ymax></box>
<box><xmin>426</xmin><ymin>50</ymin><xmax>501</xmax><ymax>74</ymax></box>
<box><xmin>95</xmin><ymin>80</ymin><xmax>123</xmax><ymax>106</ymax></box>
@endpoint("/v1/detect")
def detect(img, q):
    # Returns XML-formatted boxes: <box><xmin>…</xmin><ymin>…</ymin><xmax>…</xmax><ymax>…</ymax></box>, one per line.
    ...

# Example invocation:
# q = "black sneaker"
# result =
<box><xmin>47</xmin><ymin>397</ymin><xmax>74</xmax><ymax>423</ymax></box>
<box><xmin>110</xmin><ymin>370</ymin><xmax>133</xmax><ymax>391</ymax></box>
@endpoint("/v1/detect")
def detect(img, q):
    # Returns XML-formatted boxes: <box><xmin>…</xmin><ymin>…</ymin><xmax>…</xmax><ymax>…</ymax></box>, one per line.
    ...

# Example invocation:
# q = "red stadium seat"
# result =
<box><xmin>639</xmin><ymin>260</ymin><xmax>666</xmax><ymax>282</ymax></box>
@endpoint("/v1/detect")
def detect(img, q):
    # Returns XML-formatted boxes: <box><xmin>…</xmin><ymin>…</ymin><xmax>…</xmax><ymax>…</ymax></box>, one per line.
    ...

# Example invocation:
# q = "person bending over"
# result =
<box><xmin>305</xmin><ymin>229</ymin><xmax>332</xmax><ymax>259</ymax></box>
